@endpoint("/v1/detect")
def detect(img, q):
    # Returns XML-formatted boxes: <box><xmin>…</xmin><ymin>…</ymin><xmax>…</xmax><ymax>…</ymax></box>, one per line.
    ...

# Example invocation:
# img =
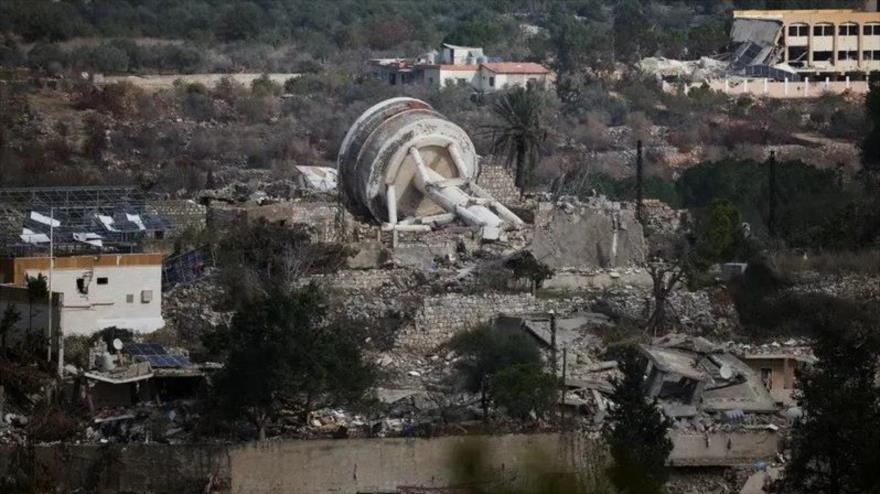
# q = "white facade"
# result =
<box><xmin>0</xmin><ymin>254</ymin><xmax>165</xmax><ymax>337</ymax></box>
<box><xmin>440</xmin><ymin>44</ymin><xmax>485</xmax><ymax>65</ymax></box>
<box><xmin>27</xmin><ymin>265</ymin><xmax>164</xmax><ymax>336</ymax></box>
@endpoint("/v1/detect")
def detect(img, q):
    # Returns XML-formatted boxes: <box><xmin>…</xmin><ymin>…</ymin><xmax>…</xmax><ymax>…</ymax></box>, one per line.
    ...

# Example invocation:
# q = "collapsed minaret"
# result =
<box><xmin>337</xmin><ymin>97</ymin><xmax>523</xmax><ymax>244</ymax></box>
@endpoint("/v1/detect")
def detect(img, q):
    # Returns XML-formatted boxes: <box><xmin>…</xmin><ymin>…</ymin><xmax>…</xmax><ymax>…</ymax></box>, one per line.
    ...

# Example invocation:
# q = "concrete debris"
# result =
<box><xmin>529</xmin><ymin>195</ymin><xmax>646</xmax><ymax>270</ymax></box>
<box><xmin>639</xmin><ymin>56</ymin><xmax>729</xmax><ymax>82</ymax></box>
<box><xmin>641</xmin><ymin>334</ymin><xmax>778</xmax><ymax>417</ymax></box>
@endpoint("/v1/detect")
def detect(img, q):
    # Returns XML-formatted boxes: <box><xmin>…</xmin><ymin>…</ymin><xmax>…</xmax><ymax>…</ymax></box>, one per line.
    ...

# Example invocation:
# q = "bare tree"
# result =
<box><xmin>645</xmin><ymin>260</ymin><xmax>686</xmax><ymax>336</ymax></box>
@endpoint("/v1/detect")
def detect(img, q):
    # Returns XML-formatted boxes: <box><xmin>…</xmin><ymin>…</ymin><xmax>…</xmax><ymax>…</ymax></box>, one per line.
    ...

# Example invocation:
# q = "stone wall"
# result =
<box><xmin>150</xmin><ymin>200</ymin><xmax>207</xmax><ymax>234</ymax></box>
<box><xmin>398</xmin><ymin>293</ymin><xmax>585</xmax><ymax>352</ymax></box>
<box><xmin>303</xmin><ymin>268</ymin><xmax>411</xmax><ymax>294</ymax></box>
<box><xmin>476</xmin><ymin>162</ymin><xmax>520</xmax><ymax>205</ymax></box>
<box><xmin>207</xmin><ymin>201</ymin><xmax>377</xmax><ymax>244</ymax></box>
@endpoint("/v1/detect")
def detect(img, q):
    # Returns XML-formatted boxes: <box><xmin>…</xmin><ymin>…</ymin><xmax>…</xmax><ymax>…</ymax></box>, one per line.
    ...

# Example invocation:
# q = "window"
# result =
<box><xmin>813</xmin><ymin>51</ymin><xmax>833</xmax><ymax>62</ymax></box>
<box><xmin>141</xmin><ymin>290</ymin><xmax>153</xmax><ymax>303</ymax></box>
<box><xmin>839</xmin><ymin>23</ymin><xmax>859</xmax><ymax>36</ymax></box>
<box><xmin>97</xmin><ymin>277</ymin><xmax>108</xmax><ymax>285</ymax></box>
<box><xmin>813</xmin><ymin>24</ymin><xmax>834</xmax><ymax>37</ymax></box>
<box><xmin>838</xmin><ymin>50</ymin><xmax>859</xmax><ymax>61</ymax></box>
<box><xmin>864</xmin><ymin>23</ymin><xmax>880</xmax><ymax>35</ymax></box>
<box><xmin>788</xmin><ymin>46</ymin><xmax>808</xmax><ymax>64</ymax></box>
<box><xmin>126</xmin><ymin>294</ymin><xmax>134</xmax><ymax>303</ymax></box>
<box><xmin>489</xmin><ymin>76</ymin><xmax>495</xmax><ymax>87</ymax></box>
<box><xmin>76</xmin><ymin>278</ymin><xmax>87</xmax><ymax>294</ymax></box>
<box><xmin>788</xmin><ymin>24</ymin><xmax>809</xmax><ymax>37</ymax></box>
<box><xmin>865</xmin><ymin>50</ymin><xmax>880</xmax><ymax>60</ymax></box>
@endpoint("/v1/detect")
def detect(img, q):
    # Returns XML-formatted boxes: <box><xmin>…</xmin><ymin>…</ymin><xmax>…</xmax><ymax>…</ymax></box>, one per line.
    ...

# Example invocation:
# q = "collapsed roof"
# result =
<box><xmin>640</xmin><ymin>335</ymin><xmax>778</xmax><ymax>416</ymax></box>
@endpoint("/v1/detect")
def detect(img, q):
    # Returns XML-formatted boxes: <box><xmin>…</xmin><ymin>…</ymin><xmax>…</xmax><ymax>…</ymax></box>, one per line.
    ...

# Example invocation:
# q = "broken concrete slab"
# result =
<box><xmin>529</xmin><ymin>199</ymin><xmax>646</xmax><ymax>270</ymax></box>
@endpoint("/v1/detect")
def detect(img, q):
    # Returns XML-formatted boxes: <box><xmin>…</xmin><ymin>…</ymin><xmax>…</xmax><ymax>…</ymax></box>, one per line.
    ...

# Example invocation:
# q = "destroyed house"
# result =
<box><xmin>640</xmin><ymin>337</ymin><xmax>777</xmax><ymax>417</ymax></box>
<box><xmin>732</xmin><ymin>1</ymin><xmax>880</xmax><ymax>78</ymax></box>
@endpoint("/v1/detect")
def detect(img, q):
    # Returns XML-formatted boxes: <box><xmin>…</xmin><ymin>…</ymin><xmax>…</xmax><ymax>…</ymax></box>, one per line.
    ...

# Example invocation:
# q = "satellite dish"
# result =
<box><xmin>112</xmin><ymin>338</ymin><xmax>124</xmax><ymax>351</ymax></box>
<box><xmin>719</xmin><ymin>364</ymin><xmax>733</xmax><ymax>380</ymax></box>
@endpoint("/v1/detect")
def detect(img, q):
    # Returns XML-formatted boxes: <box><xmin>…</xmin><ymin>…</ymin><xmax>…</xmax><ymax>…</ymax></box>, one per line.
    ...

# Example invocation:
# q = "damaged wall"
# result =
<box><xmin>529</xmin><ymin>198</ymin><xmax>646</xmax><ymax>270</ymax></box>
<box><xmin>399</xmin><ymin>293</ymin><xmax>584</xmax><ymax>352</ymax></box>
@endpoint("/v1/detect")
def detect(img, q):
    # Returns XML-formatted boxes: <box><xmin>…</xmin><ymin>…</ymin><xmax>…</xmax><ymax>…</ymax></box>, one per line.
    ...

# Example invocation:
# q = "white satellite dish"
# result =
<box><xmin>112</xmin><ymin>338</ymin><xmax>124</xmax><ymax>351</ymax></box>
<box><xmin>719</xmin><ymin>364</ymin><xmax>733</xmax><ymax>380</ymax></box>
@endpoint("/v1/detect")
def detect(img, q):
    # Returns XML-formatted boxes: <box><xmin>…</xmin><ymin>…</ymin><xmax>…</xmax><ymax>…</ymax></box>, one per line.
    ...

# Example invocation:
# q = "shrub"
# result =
<box><xmin>489</xmin><ymin>363</ymin><xmax>558</xmax><ymax>421</ymax></box>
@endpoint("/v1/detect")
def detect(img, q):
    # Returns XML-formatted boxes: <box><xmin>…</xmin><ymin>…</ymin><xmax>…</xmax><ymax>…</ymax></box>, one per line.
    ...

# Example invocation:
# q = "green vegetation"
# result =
<box><xmin>604</xmin><ymin>347</ymin><xmax>672</xmax><ymax>494</ymax></box>
<box><xmin>505</xmin><ymin>251</ymin><xmax>554</xmax><ymax>294</ymax></box>
<box><xmin>204</xmin><ymin>284</ymin><xmax>375</xmax><ymax>440</ymax></box>
<box><xmin>483</xmin><ymin>86</ymin><xmax>549</xmax><ymax>190</ymax></box>
<box><xmin>214</xmin><ymin>218</ymin><xmax>353</xmax><ymax>306</ymax></box>
<box><xmin>450</xmin><ymin>325</ymin><xmax>556</xmax><ymax>422</ymax></box>
<box><xmin>783</xmin><ymin>302</ymin><xmax>880</xmax><ymax>494</ymax></box>
<box><xmin>862</xmin><ymin>76</ymin><xmax>880</xmax><ymax>172</ymax></box>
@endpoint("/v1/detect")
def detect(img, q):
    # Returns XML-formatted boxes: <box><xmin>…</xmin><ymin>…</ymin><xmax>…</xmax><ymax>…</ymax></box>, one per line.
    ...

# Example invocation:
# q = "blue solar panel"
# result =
<box><xmin>126</xmin><ymin>343</ymin><xmax>191</xmax><ymax>368</ymax></box>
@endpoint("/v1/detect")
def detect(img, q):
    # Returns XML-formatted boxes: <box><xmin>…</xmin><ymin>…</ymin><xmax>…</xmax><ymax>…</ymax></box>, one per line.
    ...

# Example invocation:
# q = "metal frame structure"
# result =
<box><xmin>0</xmin><ymin>186</ymin><xmax>172</xmax><ymax>257</ymax></box>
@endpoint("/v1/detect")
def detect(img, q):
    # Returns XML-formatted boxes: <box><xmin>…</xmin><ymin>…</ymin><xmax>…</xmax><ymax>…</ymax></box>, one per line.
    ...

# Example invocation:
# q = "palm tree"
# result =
<box><xmin>482</xmin><ymin>86</ymin><xmax>547</xmax><ymax>195</ymax></box>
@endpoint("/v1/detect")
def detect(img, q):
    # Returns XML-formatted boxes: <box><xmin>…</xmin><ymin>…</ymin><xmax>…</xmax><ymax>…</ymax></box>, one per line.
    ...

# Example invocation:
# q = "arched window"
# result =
<box><xmin>839</xmin><ymin>23</ymin><xmax>859</xmax><ymax>36</ymax></box>
<box><xmin>813</xmin><ymin>23</ymin><xmax>834</xmax><ymax>37</ymax></box>
<box><xmin>788</xmin><ymin>23</ymin><xmax>809</xmax><ymax>37</ymax></box>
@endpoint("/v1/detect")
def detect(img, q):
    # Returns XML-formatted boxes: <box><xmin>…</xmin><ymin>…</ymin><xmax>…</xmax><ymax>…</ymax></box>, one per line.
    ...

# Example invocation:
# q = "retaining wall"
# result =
<box><xmin>0</xmin><ymin>431</ymin><xmax>781</xmax><ymax>493</ymax></box>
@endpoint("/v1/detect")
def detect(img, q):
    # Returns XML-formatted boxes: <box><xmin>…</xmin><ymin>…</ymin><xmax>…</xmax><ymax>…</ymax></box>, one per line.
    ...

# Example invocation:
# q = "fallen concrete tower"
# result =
<box><xmin>338</xmin><ymin>97</ymin><xmax>523</xmax><ymax>242</ymax></box>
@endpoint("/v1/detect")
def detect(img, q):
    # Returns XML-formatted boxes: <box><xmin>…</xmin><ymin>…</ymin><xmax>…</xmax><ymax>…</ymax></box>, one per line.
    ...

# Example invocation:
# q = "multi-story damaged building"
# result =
<box><xmin>732</xmin><ymin>0</ymin><xmax>880</xmax><ymax>78</ymax></box>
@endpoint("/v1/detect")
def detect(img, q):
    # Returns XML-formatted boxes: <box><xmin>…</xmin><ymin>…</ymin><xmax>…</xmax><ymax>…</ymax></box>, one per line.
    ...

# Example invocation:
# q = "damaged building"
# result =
<box><xmin>368</xmin><ymin>43</ymin><xmax>552</xmax><ymax>91</ymax></box>
<box><xmin>640</xmin><ymin>335</ymin><xmax>778</xmax><ymax>418</ymax></box>
<box><xmin>732</xmin><ymin>1</ymin><xmax>880</xmax><ymax>79</ymax></box>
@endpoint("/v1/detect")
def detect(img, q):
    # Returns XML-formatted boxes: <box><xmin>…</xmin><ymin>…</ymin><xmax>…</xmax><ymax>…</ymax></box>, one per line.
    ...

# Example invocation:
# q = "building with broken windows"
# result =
<box><xmin>732</xmin><ymin>1</ymin><xmax>880</xmax><ymax>79</ymax></box>
<box><xmin>0</xmin><ymin>253</ymin><xmax>165</xmax><ymax>336</ymax></box>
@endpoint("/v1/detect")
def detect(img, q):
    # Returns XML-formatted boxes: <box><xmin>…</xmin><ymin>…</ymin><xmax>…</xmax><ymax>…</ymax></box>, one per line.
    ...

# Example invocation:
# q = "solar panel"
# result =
<box><xmin>125</xmin><ymin>343</ymin><xmax>192</xmax><ymax>368</ymax></box>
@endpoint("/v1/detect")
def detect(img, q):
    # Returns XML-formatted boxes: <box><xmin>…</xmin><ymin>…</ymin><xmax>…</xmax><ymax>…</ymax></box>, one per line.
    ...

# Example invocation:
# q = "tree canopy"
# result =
<box><xmin>205</xmin><ymin>284</ymin><xmax>375</xmax><ymax>440</ymax></box>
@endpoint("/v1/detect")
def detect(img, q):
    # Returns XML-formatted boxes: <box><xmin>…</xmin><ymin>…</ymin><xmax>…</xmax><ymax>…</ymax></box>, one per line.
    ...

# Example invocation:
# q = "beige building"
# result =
<box><xmin>734</xmin><ymin>1</ymin><xmax>880</xmax><ymax>76</ymax></box>
<box><xmin>740</xmin><ymin>353</ymin><xmax>815</xmax><ymax>406</ymax></box>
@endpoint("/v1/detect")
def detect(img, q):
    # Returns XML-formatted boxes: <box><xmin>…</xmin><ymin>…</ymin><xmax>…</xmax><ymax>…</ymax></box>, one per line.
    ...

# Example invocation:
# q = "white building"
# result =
<box><xmin>439</xmin><ymin>43</ymin><xmax>485</xmax><ymax>65</ymax></box>
<box><xmin>367</xmin><ymin>45</ymin><xmax>552</xmax><ymax>91</ymax></box>
<box><xmin>0</xmin><ymin>253</ymin><xmax>165</xmax><ymax>337</ymax></box>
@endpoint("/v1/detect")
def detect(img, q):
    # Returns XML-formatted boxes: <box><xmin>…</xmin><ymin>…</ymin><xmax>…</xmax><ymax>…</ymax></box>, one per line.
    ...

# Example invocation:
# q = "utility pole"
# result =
<box><xmin>47</xmin><ymin>208</ymin><xmax>53</xmax><ymax>364</ymax></box>
<box><xmin>636</xmin><ymin>140</ymin><xmax>644</xmax><ymax>225</ymax></box>
<box><xmin>560</xmin><ymin>346</ymin><xmax>567</xmax><ymax>428</ymax></box>
<box><xmin>768</xmin><ymin>151</ymin><xmax>777</xmax><ymax>238</ymax></box>
<box><xmin>549</xmin><ymin>312</ymin><xmax>557</xmax><ymax>378</ymax></box>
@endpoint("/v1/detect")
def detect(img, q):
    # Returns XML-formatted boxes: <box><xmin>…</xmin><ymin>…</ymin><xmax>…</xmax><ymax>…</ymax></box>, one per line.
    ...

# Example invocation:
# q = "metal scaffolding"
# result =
<box><xmin>0</xmin><ymin>186</ymin><xmax>172</xmax><ymax>257</ymax></box>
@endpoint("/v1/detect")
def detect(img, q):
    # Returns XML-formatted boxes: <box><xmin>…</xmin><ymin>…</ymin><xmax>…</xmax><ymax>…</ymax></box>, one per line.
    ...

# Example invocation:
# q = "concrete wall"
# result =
<box><xmin>669</xmin><ymin>431</ymin><xmax>782</xmax><ymax>467</ymax></box>
<box><xmin>666</xmin><ymin>78</ymin><xmax>870</xmax><ymax>98</ymax></box>
<box><xmin>0</xmin><ymin>432</ymin><xmax>781</xmax><ymax>494</ymax></box>
<box><xmin>23</xmin><ymin>264</ymin><xmax>164</xmax><ymax>336</ymax></box>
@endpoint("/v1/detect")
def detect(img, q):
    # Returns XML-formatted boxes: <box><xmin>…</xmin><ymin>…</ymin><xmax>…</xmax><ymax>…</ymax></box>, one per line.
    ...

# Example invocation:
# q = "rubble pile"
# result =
<box><xmin>162</xmin><ymin>271</ymin><xmax>232</xmax><ymax>345</ymax></box>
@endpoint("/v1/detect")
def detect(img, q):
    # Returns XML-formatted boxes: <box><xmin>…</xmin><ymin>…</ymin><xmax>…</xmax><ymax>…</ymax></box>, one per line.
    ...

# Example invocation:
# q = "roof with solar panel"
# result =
<box><xmin>0</xmin><ymin>186</ymin><xmax>172</xmax><ymax>257</ymax></box>
<box><xmin>125</xmin><ymin>343</ymin><xmax>193</xmax><ymax>369</ymax></box>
